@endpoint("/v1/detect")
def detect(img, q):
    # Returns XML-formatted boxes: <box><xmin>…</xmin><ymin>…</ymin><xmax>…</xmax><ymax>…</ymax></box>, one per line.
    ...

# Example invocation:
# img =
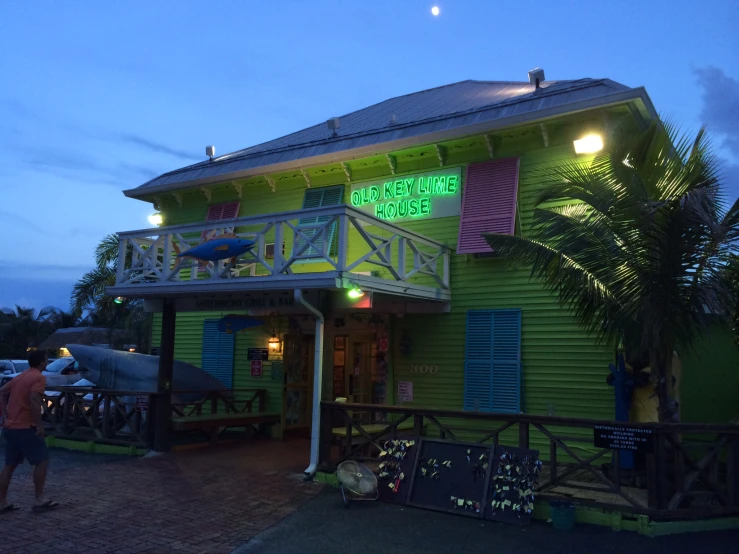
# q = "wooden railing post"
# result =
<box><xmin>414</xmin><ymin>414</ymin><xmax>424</xmax><ymax>439</ymax></box>
<box><xmin>519</xmin><ymin>422</ymin><xmax>529</xmax><ymax>449</ymax></box>
<box><xmin>116</xmin><ymin>238</ymin><xmax>128</xmax><ymax>284</ymax></box>
<box><xmin>549</xmin><ymin>439</ymin><xmax>557</xmax><ymax>486</ymax></box>
<box><xmin>258</xmin><ymin>389</ymin><xmax>265</xmax><ymax>413</ymax></box>
<box><xmin>319</xmin><ymin>404</ymin><xmax>333</xmax><ymax>467</ymax></box>
<box><xmin>336</xmin><ymin>214</ymin><xmax>348</xmax><ymax>270</ymax></box>
<box><xmin>273</xmin><ymin>223</ymin><xmax>284</xmax><ymax>274</ymax></box>
<box><xmin>727</xmin><ymin>435</ymin><xmax>739</xmax><ymax>508</ymax></box>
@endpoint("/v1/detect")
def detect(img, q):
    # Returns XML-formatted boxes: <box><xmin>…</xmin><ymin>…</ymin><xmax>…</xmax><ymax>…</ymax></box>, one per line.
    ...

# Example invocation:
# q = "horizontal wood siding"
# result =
<box><xmin>151</xmin><ymin>311</ymin><xmax>283</xmax><ymax>414</ymax></box>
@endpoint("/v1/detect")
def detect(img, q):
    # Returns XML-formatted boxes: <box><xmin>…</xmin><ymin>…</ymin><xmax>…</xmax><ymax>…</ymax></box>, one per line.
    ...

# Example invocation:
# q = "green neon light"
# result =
<box><xmin>350</xmin><ymin>174</ymin><xmax>459</xmax><ymax>221</ymax></box>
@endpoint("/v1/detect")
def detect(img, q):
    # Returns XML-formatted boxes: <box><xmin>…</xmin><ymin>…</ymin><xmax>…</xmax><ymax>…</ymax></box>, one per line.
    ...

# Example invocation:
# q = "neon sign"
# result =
<box><xmin>349</xmin><ymin>167</ymin><xmax>463</xmax><ymax>223</ymax></box>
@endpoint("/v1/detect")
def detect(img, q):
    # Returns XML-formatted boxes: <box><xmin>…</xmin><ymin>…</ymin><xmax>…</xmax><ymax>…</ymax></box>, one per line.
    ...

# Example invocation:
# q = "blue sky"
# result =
<box><xmin>0</xmin><ymin>0</ymin><xmax>737</xmax><ymax>311</ymax></box>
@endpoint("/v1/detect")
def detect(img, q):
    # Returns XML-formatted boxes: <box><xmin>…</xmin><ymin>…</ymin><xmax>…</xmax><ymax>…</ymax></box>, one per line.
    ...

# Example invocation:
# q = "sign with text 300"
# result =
<box><xmin>410</xmin><ymin>364</ymin><xmax>438</xmax><ymax>374</ymax></box>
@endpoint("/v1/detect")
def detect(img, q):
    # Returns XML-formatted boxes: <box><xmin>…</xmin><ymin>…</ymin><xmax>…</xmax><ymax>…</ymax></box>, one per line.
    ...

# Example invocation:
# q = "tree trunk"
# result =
<box><xmin>651</xmin><ymin>347</ymin><xmax>678</xmax><ymax>423</ymax></box>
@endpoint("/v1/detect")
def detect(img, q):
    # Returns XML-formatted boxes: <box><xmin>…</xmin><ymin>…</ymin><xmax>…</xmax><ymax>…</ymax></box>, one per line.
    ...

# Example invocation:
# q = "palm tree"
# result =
<box><xmin>484</xmin><ymin>122</ymin><xmax>738</xmax><ymax>422</ymax></box>
<box><xmin>0</xmin><ymin>306</ymin><xmax>57</xmax><ymax>358</ymax></box>
<box><xmin>71</xmin><ymin>234</ymin><xmax>151</xmax><ymax>352</ymax></box>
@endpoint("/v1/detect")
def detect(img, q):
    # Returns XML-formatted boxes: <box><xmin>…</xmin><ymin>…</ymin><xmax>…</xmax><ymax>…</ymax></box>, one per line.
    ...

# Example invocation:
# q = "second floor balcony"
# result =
<box><xmin>107</xmin><ymin>205</ymin><xmax>451</xmax><ymax>303</ymax></box>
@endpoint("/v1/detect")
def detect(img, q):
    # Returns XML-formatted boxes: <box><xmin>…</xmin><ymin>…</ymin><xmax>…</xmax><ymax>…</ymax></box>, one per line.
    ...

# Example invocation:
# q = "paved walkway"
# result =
<box><xmin>0</xmin><ymin>439</ymin><xmax>322</xmax><ymax>553</ymax></box>
<box><xmin>235</xmin><ymin>488</ymin><xmax>739</xmax><ymax>554</ymax></box>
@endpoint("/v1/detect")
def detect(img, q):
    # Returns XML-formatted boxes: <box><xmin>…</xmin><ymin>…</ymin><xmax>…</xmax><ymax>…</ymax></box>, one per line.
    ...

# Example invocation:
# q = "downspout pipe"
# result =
<box><xmin>295</xmin><ymin>289</ymin><xmax>324</xmax><ymax>477</ymax></box>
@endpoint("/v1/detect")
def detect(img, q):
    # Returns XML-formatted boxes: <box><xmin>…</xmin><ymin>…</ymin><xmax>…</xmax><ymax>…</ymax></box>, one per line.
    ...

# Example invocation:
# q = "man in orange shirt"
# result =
<box><xmin>0</xmin><ymin>351</ymin><xmax>57</xmax><ymax>513</ymax></box>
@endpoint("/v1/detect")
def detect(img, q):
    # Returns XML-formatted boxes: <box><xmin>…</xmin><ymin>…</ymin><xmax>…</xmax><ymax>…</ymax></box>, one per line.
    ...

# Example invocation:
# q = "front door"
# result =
<box><xmin>282</xmin><ymin>334</ymin><xmax>314</xmax><ymax>434</ymax></box>
<box><xmin>345</xmin><ymin>334</ymin><xmax>388</xmax><ymax>422</ymax></box>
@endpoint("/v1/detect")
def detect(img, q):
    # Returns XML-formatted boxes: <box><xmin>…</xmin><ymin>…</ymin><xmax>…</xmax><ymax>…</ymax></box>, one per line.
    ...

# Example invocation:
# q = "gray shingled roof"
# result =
<box><xmin>128</xmin><ymin>78</ymin><xmax>645</xmax><ymax>197</ymax></box>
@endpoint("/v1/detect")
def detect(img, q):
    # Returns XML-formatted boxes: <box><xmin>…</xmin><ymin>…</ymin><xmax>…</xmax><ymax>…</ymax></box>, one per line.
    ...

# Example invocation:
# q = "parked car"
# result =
<box><xmin>43</xmin><ymin>356</ymin><xmax>84</xmax><ymax>387</ymax></box>
<box><xmin>0</xmin><ymin>360</ymin><xmax>29</xmax><ymax>386</ymax></box>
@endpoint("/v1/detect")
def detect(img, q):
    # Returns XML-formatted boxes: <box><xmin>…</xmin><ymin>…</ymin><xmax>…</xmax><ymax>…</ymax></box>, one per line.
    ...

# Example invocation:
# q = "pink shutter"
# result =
<box><xmin>457</xmin><ymin>158</ymin><xmax>520</xmax><ymax>254</ymax></box>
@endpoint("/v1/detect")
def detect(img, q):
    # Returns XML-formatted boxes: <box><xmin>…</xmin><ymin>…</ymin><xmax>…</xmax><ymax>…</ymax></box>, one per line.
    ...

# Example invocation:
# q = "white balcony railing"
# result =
<box><xmin>111</xmin><ymin>205</ymin><xmax>451</xmax><ymax>301</ymax></box>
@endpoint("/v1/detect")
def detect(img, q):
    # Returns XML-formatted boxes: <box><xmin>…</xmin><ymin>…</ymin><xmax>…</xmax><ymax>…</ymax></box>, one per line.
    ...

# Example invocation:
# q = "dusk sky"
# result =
<box><xmin>0</xmin><ymin>1</ymin><xmax>737</xmax><ymax>311</ymax></box>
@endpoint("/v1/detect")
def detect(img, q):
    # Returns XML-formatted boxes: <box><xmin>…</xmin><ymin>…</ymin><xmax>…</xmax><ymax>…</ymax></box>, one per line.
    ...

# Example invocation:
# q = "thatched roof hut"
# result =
<box><xmin>38</xmin><ymin>327</ymin><xmax>130</xmax><ymax>351</ymax></box>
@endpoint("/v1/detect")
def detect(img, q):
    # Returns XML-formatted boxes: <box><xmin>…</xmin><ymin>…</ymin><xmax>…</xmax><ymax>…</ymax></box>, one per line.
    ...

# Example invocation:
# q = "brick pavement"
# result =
<box><xmin>0</xmin><ymin>439</ymin><xmax>323</xmax><ymax>553</ymax></box>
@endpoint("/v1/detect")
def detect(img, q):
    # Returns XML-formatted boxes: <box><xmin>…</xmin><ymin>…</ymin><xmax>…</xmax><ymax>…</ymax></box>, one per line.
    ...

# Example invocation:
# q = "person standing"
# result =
<box><xmin>0</xmin><ymin>350</ymin><xmax>57</xmax><ymax>513</ymax></box>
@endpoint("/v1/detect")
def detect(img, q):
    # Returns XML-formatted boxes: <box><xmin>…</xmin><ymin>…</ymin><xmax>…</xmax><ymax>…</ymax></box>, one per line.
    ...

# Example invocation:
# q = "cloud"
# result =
<box><xmin>693</xmin><ymin>66</ymin><xmax>739</xmax><ymax>158</ymax></box>
<box><xmin>114</xmin><ymin>133</ymin><xmax>198</xmax><ymax>162</ymax></box>
<box><xmin>0</xmin><ymin>276</ymin><xmax>75</xmax><ymax>312</ymax></box>
<box><xmin>0</xmin><ymin>210</ymin><xmax>45</xmax><ymax>234</ymax></box>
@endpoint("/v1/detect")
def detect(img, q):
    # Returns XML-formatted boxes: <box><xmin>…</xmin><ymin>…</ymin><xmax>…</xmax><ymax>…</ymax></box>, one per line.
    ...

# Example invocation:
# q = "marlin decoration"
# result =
<box><xmin>217</xmin><ymin>314</ymin><xmax>263</xmax><ymax>334</ymax></box>
<box><xmin>171</xmin><ymin>234</ymin><xmax>255</xmax><ymax>271</ymax></box>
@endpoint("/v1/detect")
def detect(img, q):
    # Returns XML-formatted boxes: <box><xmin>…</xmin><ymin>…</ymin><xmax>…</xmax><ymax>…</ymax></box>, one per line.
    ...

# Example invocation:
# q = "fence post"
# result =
<box><xmin>519</xmin><ymin>422</ymin><xmax>529</xmax><ymax>449</ymax></box>
<box><xmin>549</xmin><ymin>439</ymin><xmax>557</xmax><ymax>486</ymax></box>
<box><xmin>414</xmin><ymin>414</ymin><xmax>424</xmax><ymax>439</ymax></box>
<box><xmin>319</xmin><ymin>404</ymin><xmax>333</xmax><ymax>467</ymax></box>
<box><xmin>728</xmin><ymin>434</ymin><xmax>739</xmax><ymax>508</ymax></box>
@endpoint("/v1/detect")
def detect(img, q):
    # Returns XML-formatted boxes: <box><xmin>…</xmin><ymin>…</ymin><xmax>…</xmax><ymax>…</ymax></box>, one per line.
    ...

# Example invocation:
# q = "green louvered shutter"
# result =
<box><xmin>293</xmin><ymin>185</ymin><xmax>344</xmax><ymax>260</ymax></box>
<box><xmin>201</xmin><ymin>320</ymin><xmax>234</xmax><ymax>389</ymax></box>
<box><xmin>464</xmin><ymin>309</ymin><xmax>522</xmax><ymax>413</ymax></box>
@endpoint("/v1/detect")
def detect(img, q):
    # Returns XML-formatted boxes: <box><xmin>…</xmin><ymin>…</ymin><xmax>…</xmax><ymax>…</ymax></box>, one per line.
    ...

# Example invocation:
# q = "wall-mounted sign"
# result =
<box><xmin>247</xmin><ymin>348</ymin><xmax>269</xmax><ymax>361</ymax></box>
<box><xmin>398</xmin><ymin>381</ymin><xmax>413</xmax><ymax>402</ymax></box>
<box><xmin>135</xmin><ymin>394</ymin><xmax>149</xmax><ymax>412</ymax></box>
<box><xmin>593</xmin><ymin>424</ymin><xmax>654</xmax><ymax>453</ymax></box>
<box><xmin>350</xmin><ymin>167</ymin><xmax>463</xmax><ymax>223</ymax></box>
<box><xmin>251</xmin><ymin>360</ymin><xmax>263</xmax><ymax>377</ymax></box>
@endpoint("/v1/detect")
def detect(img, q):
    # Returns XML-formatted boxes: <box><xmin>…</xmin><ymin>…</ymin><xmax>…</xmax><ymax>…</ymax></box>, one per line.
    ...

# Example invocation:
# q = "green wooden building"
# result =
<box><xmin>108</xmin><ymin>72</ymin><xmax>739</xmax><ymax>465</ymax></box>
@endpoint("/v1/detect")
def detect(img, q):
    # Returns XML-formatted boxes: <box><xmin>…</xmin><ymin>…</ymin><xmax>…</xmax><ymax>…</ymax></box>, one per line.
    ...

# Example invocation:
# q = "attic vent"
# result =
<box><xmin>388</xmin><ymin>114</ymin><xmax>397</xmax><ymax>126</ymax></box>
<box><xmin>327</xmin><ymin>117</ymin><xmax>340</xmax><ymax>137</ymax></box>
<box><xmin>206</xmin><ymin>145</ymin><xmax>216</xmax><ymax>160</ymax></box>
<box><xmin>528</xmin><ymin>67</ymin><xmax>545</xmax><ymax>89</ymax></box>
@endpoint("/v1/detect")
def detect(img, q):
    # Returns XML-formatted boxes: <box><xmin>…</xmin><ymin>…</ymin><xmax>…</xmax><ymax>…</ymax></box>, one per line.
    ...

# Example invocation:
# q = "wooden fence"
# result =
<box><xmin>319</xmin><ymin>401</ymin><xmax>739</xmax><ymax>519</ymax></box>
<box><xmin>40</xmin><ymin>387</ymin><xmax>268</xmax><ymax>448</ymax></box>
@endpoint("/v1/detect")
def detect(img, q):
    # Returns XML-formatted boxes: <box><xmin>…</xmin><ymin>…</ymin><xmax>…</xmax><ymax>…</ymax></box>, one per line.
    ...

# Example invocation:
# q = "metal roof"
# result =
<box><xmin>127</xmin><ymin>78</ymin><xmax>645</xmax><ymax>198</ymax></box>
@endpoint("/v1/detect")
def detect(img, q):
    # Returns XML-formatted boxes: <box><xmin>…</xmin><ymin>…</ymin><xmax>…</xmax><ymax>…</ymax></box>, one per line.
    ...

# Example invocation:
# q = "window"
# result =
<box><xmin>202</xmin><ymin>320</ymin><xmax>235</xmax><ymax>388</ymax></box>
<box><xmin>457</xmin><ymin>158</ymin><xmax>520</xmax><ymax>254</ymax></box>
<box><xmin>293</xmin><ymin>185</ymin><xmax>344</xmax><ymax>260</ymax></box>
<box><xmin>463</xmin><ymin>309</ymin><xmax>522</xmax><ymax>413</ymax></box>
<box><xmin>264</xmin><ymin>241</ymin><xmax>285</xmax><ymax>260</ymax></box>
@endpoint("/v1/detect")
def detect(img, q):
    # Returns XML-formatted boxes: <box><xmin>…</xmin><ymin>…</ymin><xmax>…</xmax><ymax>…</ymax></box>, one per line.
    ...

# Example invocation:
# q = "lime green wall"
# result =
<box><xmin>151</xmin><ymin>311</ymin><xmax>283</xmax><ymax>414</ymax></box>
<box><xmin>680</xmin><ymin>325</ymin><xmax>739</xmax><ymax>423</ymax></box>
<box><xmin>147</xmin><ymin>113</ymin><xmax>734</xmax><ymax>430</ymax></box>
<box><xmin>392</xmin><ymin>143</ymin><xmax>614</xmax><ymax>422</ymax></box>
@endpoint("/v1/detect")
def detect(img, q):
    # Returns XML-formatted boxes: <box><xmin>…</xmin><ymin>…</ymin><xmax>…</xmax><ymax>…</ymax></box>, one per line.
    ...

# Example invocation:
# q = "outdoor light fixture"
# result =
<box><xmin>573</xmin><ymin>134</ymin><xmax>604</xmax><ymax>154</ymax></box>
<box><xmin>268</xmin><ymin>334</ymin><xmax>282</xmax><ymax>352</ymax></box>
<box><xmin>114</xmin><ymin>296</ymin><xmax>124</xmax><ymax>304</ymax></box>
<box><xmin>348</xmin><ymin>286</ymin><xmax>365</xmax><ymax>299</ymax></box>
<box><xmin>148</xmin><ymin>213</ymin><xmax>163</xmax><ymax>226</ymax></box>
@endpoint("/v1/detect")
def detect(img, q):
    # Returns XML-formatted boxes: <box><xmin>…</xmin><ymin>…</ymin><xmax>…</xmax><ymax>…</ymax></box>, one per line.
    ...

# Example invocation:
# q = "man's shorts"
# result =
<box><xmin>3</xmin><ymin>428</ymin><xmax>49</xmax><ymax>466</ymax></box>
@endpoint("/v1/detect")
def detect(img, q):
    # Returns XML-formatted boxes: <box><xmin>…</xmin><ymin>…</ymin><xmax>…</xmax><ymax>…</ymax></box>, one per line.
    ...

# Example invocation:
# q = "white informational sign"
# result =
<box><xmin>397</xmin><ymin>381</ymin><xmax>413</xmax><ymax>402</ymax></box>
<box><xmin>350</xmin><ymin>167</ymin><xmax>463</xmax><ymax>224</ymax></box>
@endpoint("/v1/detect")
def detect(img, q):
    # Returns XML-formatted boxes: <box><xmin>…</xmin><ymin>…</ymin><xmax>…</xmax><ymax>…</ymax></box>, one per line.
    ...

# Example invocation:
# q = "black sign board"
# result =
<box><xmin>247</xmin><ymin>348</ymin><xmax>269</xmax><ymax>361</ymax></box>
<box><xmin>483</xmin><ymin>445</ymin><xmax>541</xmax><ymax>525</ymax></box>
<box><xmin>406</xmin><ymin>439</ymin><xmax>492</xmax><ymax>518</ymax></box>
<box><xmin>376</xmin><ymin>439</ymin><xmax>419</xmax><ymax>505</ymax></box>
<box><xmin>593</xmin><ymin>424</ymin><xmax>654</xmax><ymax>453</ymax></box>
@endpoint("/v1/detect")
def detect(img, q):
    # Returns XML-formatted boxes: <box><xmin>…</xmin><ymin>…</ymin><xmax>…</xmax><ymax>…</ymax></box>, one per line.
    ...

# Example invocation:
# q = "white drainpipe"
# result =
<box><xmin>294</xmin><ymin>289</ymin><xmax>324</xmax><ymax>477</ymax></box>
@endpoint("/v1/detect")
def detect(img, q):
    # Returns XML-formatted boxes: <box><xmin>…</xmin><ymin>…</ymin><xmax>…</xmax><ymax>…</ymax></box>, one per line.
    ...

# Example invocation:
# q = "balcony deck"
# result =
<box><xmin>107</xmin><ymin>205</ymin><xmax>451</xmax><ymax>303</ymax></box>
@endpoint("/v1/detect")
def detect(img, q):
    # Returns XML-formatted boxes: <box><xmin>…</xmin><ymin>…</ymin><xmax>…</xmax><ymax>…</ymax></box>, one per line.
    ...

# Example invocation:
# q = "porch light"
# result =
<box><xmin>573</xmin><ymin>134</ymin><xmax>603</xmax><ymax>154</ymax></box>
<box><xmin>268</xmin><ymin>334</ymin><xmax>282</xmax><ymax>352</ymax></box>
<box><xmin>348</xmin><ymin>286</ymin><xmax>365</xmax><ymax>299</ymax></box>
<box><xmin>114</xmin><ymin>296</ymin><xmax>124</xmax><ymax>304</ymax></box>
<box><xmin>148</xmin><ymin>213</ymin><xmax>163</xmax><ymax>226</ymax></box>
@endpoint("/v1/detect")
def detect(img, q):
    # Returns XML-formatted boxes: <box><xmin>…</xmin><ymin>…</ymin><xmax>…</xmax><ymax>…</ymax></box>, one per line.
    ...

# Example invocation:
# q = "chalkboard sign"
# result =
<box><xmin>483</xmin><ymin>445</ymin><xmax>542</xmax><ymax>525</ymax></box>
<box><xmin>376</xmin><ymin>439</ymin><xmax>419</xmax><ymax>504</ymax></box>
<box><xmin>406</xmin><ymin>439</ymin><xmax>493</xmax><ymax>518</ymax></box>
<box><xmin>593</xmin><ymin>424</ymin><xmax>654</xmax><ymax>453</ymax></box>
<box><xmin>247</xmin><ymin>348</ymin><xmax>269</xmax><ymax>361</ymax></box>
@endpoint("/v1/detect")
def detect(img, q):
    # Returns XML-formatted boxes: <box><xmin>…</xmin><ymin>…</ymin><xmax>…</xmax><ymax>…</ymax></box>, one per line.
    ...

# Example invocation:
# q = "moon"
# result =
<box><xmin>431</xmin><ymin>6</ymin><xmax>440</xmax><ymax>16</ymax></box>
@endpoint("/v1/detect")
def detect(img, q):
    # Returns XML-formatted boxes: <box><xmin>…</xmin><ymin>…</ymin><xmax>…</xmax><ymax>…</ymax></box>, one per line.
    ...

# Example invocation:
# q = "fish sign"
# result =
<box><xmin>217</xmin><ymin>314</ymin><xmax>263</xmax><ymax>334</ymax></box>
<box><xmin>175</xmin><ymin>235</ymin><xmax>255</xmax><ymax>263</ymax></box>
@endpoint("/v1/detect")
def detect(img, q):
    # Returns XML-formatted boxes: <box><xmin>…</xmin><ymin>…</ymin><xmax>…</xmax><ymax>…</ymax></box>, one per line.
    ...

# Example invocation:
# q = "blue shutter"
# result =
<box><xmin>464</xmin><ymin>311</ymin><xmax>493</xmax><ymax>411</ymax></box>
<box><xmin>201</xmin><ymin>320</ymin><xmax>234</xmax><ymax>389</ymax></box>
<box><xmin>464</xmin><ymin>309</ymin><xmax>521</xmax><ymax>413</ymax></box>
<box><xmin>294</xmin><ymin>185</ymin><xmax>344</xmax><ymax>260</ymax></box>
